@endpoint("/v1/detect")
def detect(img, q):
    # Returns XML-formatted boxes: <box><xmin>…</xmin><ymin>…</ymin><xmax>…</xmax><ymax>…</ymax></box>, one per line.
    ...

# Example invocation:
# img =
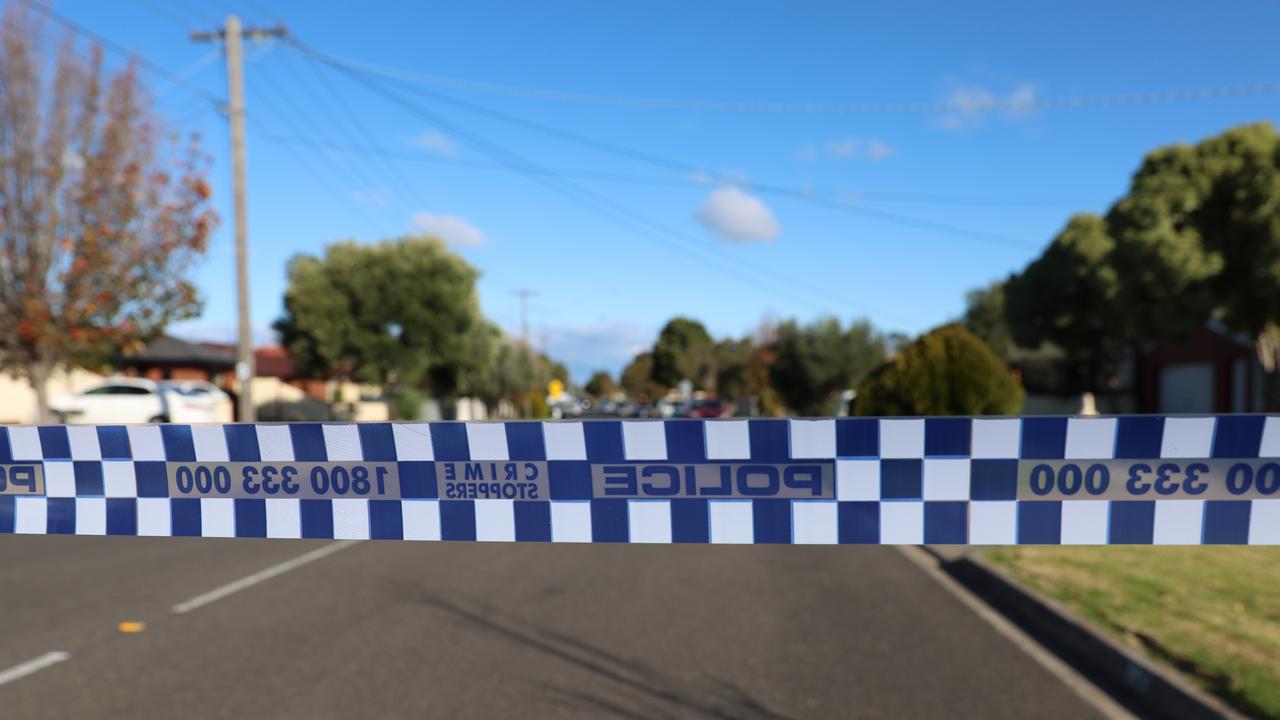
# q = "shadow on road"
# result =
<box><xmin>391</xmin><ymin>584</ymin><xmax>793</xmax><ymax>720</ymax></box>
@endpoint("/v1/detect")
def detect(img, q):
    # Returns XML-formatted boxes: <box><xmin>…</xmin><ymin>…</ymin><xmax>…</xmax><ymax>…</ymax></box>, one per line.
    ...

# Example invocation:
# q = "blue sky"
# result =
<box><xmin>44</xmin><ymin>0</ymin><xmax>1280</xmax><ymax>380</ymax></box>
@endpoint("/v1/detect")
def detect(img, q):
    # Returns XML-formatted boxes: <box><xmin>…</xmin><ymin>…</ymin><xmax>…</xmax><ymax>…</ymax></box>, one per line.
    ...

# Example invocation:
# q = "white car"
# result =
<box><xmin>49</xmin><ymin>378</ymin><xmax>228</xmax><ymax>424</ymax></box>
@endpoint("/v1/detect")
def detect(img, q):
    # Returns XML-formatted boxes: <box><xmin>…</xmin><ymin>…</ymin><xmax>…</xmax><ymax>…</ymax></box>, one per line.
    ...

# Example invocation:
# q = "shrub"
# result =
<box><xmin>390</xmin><ymin>387</ymin><xmax>424</xmax><ymax>420</ymax></box>
<box><xmin>854</xmin><ymin>324</ymin><xmax>1023</xmax><ymax>416</ymax></box>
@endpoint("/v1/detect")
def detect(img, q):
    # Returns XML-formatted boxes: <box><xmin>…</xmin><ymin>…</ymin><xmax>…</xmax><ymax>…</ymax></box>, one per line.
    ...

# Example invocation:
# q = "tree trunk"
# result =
<box><xmin>30</xmin><ymin>361</ymin><xmax>53</xmax><ymax>424</ymax></box>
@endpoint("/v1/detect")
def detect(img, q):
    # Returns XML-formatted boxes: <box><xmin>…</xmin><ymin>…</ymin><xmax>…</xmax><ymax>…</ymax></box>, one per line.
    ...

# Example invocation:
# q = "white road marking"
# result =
<box><xmin>897</xmin><ymin>546</ymin><xmax>1134</xmax><ymax>720</ymax></box>
<box><xmin>172</xmin><ymin>540</ymin><xmax>359</xmax><ymax>615</ymax></box>
<box><xmin>0</xmin><ymin>652</ymin><xmax>70</xmax><ymax>687</ymax></box>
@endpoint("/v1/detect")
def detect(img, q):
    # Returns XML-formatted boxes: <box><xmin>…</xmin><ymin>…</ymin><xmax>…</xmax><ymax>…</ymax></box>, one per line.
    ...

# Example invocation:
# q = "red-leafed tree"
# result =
<box><xmin>0</xmin><ymin>8</ymin><xmax>217</xmax><ymax>421</ymax></box>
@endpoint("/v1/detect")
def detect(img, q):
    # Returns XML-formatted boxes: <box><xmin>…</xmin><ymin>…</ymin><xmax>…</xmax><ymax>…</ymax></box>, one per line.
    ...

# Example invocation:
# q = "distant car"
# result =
<box><xmin>49</xmin><ymin>378</ymin><xmax>226</xmax><ymax>424</ymax></box>
<box><xmin>689</xmin><ymin>398</ymin><xmax>731</xmax><ymax>419</ymax></box>
<box><xmin>655</xmin><ymin>398</ymin><xmax>689</xmax><ymax>418</ymax></box>
<box><xmin>160</xmin><ymin>380</ymin><xmax>233</xmax><ymax>423</ymax></box>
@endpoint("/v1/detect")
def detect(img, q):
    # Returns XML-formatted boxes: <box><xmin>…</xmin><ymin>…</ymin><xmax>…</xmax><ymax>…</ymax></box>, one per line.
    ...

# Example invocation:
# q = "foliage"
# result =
<box><xmin>274</xmin><ymin>235</ymin><xmax>487</xmax><ymax>400</ymax></box>
<box><xmin>962</xmin><ymin>281</ymin><xmax>1015</xmax><ymax>361</ymax></box>
<box><xmin>584</xmin><ymin>370</ymin><xmax>616</xmax><ymax>398</ymax></box>
<box><xmin>854</xmin><ymin>324</ymin><xmax>1023</xmax><ymax>416</ymax></box>
<box><xmin>651</xmin><ymin>316</ymin><xmax>714</xmax><ymax>389</ymax></box>
<box><xmin>390</xmin><ymin>387</ymin><xmax>423</xmax><ymax>421</ymax></box>
<box><xmin>769</xmin><ymin>317</ymin><xmax>886</xmax><ymax>416</ymax></box>
<box><xmin>620</xmin><ymin>351</ymin><xmax>662</xmax><ymax>402</ymax></box>
<box><xmin>528</xmin><ymin>393</ymin><xmax>550</xmax><ymax>419</ymax></box>
<box><xmin>0</xmin><ymin>8</ymin><xmax>217</xmax><ymax>420</ymax></box>
<box><xmin>1005</xmin><ymin>213</ymin><xmax>1123</xmax><ymax>391</ymax></box>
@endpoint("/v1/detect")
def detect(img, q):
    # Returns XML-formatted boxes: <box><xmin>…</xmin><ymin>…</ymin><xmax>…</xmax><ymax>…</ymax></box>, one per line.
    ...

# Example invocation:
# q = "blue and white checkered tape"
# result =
<box><xmin>0</xmin><ymin>416</ymin><xmax>1277</xmax><ymax>545</ymax></box>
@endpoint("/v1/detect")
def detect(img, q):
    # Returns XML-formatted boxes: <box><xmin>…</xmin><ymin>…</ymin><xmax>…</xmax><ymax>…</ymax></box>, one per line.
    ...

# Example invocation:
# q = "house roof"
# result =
<box><xmin>123</xmin><ymin>336</ymin><xmax>236</xmax><ymax>369</ymax></box>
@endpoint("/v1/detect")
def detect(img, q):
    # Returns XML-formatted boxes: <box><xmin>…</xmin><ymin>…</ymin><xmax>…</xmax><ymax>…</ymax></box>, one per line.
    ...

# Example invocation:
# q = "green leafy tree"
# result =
<box><xmin>855</xmin><ymin>325</ymin><xmax>1023</xmax><ymax>416</ymax></box>
<box><xmin>584</xmin><ymin>370</ymin><xmax>616</xmax><ymax>398</ymax></box>
<box><xmin>0</xmin><ymin>8</ymin><xmax>217</xmax><ymax>421</ymax></box>
<box><xmin>651</xmin><ymin>316</ymin><xmax>714</xmax><ymax>389</ymax></box>
<box><xmin>963</xmin><ymin>281</ymin><xmax>1015</xmax><ymax>361</ymax></box>
<box><xmin>1005</xmin><ymin>214</ymin><xmax>1123</xmax><ymax>393</ymax></box>
<box><xmin>275</xmin><ymin>235</ymin><xmax>487</xmax><ymax>407</ymax></box>
<box><xmin>769</xmin><ymin>317</ymin><xmax>886</xmax><ymax>416</ymax></box>
<box><xmin>620</xmin><ymin>351</ymin><xmax>661</xmax><ymax>402</ymax></box>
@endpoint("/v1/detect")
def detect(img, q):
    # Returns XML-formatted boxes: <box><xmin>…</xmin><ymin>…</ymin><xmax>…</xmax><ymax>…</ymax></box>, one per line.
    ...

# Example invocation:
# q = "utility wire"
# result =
<box><xmin>287</xmin><ymin>49</ymin><xmax>1280</xmax><ymax>114</ymax></box>
<box><xmin>287</xmin><ymin>39</ymin><xmax>1036</xmax><ymax>250</ymax></box>
<box><xmin>294</xmin><ymin>39</ymin><xmax>908</xmax><ymax>323</ymax></box>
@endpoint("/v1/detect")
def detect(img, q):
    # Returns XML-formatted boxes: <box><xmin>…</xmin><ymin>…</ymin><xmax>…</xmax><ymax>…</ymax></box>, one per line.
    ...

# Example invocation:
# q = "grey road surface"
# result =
<box><xmin>0</xmin><ymin>537</ymin><xmax>1105</xmax><ymax>719</ymax></box>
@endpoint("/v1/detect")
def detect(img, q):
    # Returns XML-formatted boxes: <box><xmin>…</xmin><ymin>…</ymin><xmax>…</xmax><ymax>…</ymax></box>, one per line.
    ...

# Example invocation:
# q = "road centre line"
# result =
<box><xmin>172</xmin><ymin>540</ymin><xmax>359</xmax><ymax>615</ymax></box>
<box><xmin>0</xmin><ymin>651</ymin><xmax>70</xmax><ymax>688</ymax></box>
<box><xmin>896</xmin><ymin>546</ymin><xmax>1133</xmax><ymax>720</ymax></box>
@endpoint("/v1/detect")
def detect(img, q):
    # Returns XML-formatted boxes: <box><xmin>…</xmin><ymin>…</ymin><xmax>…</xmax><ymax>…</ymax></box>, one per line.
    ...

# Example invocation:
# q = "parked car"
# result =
<box><xmin>688</xmin><ymin>398</ymin><xmax>732</xmax><ymax>419</ymax></box>
<box><xmin>160</xmin><ymin>380</ymin><xmax>234</xmax><ymax>423</ymax></box>
<box><xmin>49</xmin><ymin>378</ymin><xmax>226</xmax><ymax>424</ymax></box>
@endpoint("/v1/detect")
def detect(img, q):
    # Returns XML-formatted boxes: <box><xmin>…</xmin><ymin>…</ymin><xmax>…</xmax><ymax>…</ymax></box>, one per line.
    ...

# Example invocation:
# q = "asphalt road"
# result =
<box><xmin>0</xmin><ymin>537</ymin><xmax>1109</xmax><ymax>719</ymax></box>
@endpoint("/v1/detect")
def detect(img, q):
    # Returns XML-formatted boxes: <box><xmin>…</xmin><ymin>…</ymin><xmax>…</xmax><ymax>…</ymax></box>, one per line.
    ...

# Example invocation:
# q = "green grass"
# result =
<box><xmin>986</xmin><ymin>547</ymin><xmax>1280</xmax><ymax>719</ymax></box>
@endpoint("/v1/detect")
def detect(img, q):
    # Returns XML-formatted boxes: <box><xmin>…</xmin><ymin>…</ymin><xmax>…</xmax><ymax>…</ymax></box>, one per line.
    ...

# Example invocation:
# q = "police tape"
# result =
<box><xmin>0</xmin><ymin>415</ymin><xmax>1277</xmax><ymax>545</ymax></box>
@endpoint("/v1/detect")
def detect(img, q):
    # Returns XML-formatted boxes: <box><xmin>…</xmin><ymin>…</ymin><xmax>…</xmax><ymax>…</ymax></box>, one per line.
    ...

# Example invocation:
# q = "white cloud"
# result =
<box><xmin>867</xmin><ymin>138</ymin><xmax>893</xmax><ymax>160</ymax></box>
<box><xmin>798</xmin><ymin>136</ymin><xmax>892</xmax><ymax>161</ymax></box>
<box><xmin>938</xmin><ymin>83</ymin><xmax>1040</xmax><ymax>131</ymax></box>
<box><xmin>694</xmin><ymin>186</ymin><xmax>779</xmax><ymax>243</ymax></box>
<box><xmin>411</xmin><ymin>212</ymin><xmax>486</xmax><ymax>246</ymax></box>
<box><xmin>535</xmin><ymin>321</ymin><xmax>656</xmax><ymax>382</ymax></box>
<box><xmin>413</xmin><ymin>130</ymin><xmax>458</xmax><ymax>157</ymax></box>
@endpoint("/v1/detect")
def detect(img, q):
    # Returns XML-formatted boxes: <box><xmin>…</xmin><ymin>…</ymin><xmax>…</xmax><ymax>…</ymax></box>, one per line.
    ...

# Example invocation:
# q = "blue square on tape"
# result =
<box><xmin>838</xmin><ymin>501</ymin><xmax>879</xmax><ymax>543</ymax></box>
<box><xmin>749</xmin><ymin>419</ymin><xmax>789</xmax><ymax>461</ymax></box>
<box><xmin>159</xmin><ymin>425</ymin><xmax>196</xmax><ymax>461</ymax></box>
<box><xmin>430</xmin><ymin>423</ymin><xmax>470</xmax><ymax>461</ymax></box>
<box><xmin>369</xmin><ymin>500</ymin><xmax>404</xmax><ymax>540</ymax></box>
<box><xmin>73</xmin><ymin>461</ymin><xmax>104</xmax><ymax>496</ymax></box>
<box><xmin>1017</xmin><ymin>502</ymin><xmax>1062</xmax><ymax>544</ymax></box>
<box><xmin>505</xmin><ymin>423</ymin><xmax>546</xmax><ymax>461</ymax></box>
<box><xmin>514</xmin><ymin>501</ymin><xmax>551</xmax><ymax>542</ymax></box>
<box><xmin>880</xmin><ymin>459</ymin><xmax>922</xmax><ymax>499</ymax></box>
<box><xmin>591</xmin><ymin>499</ymin><xmax>628</xmax><ymax>542</ymax></box>
<box><xmin>1109</xmin><ymin>501</ymin><xmax>1155</xmax><ymax>544</ymax></box>
<box><xmin>106</xmin><ymin>499</ymin><xmax>136</xmax><ymax>535</ymax></box>
<box><xmin>925</xmin><ymin>418</ymin><xmax>971</xmax><ymax>457</ymax></box>
<box><xmin>170</xmin><ymin>498</ymin><xmax>202</xmax><ymax>536</ymax></box>
<box><xmin>753</xmin><ymin>499</ymin><xmax>791</xmax><ymax>543</ymax></box>
<box><xmin>38</xmin><ymin>426</ymin><xmax>71</xmax><ymax>459</ymax></box>
<box><xmin>670</xmin><ymin>499</ymin><xmax>709</xmax><ymax>543</ymax></box>
<box><xmin>835</xmin><ymin>418</ymin><xmax>878</xmax><ymax>457</ymax></box>
<box><xmin>548</xmin><ymin>461</ymin><xmax>592</xmax><ymax>500</ymax></box>
<box><xmin>0</xmin><ymin>496</ymin><xmax>15</xmax><ymax>533</ymax></box>
<box><xmin>970</xmin><ymin>459</ymin><xmax>1018</xmax><ymax>500</ymax></box>
<box><xmin>289</xmin><ymin>424</ymin><xmax>327</xmax><ymax>461</ymax></box>
<box><xmin>134</xmin><ymin>462</ymin><xmax>169</xmax><ymax>497</ymax></box>
<box><xmin>1020</xmin><ymin>418</ymin><xmax>1067</xmax><ymax>459</ymax></box>
<box><xmin>1203</xmin><ymin>501</ymin><xmax>1250</xmax><ymax>544</ymax></box>
<box><xmin>398</xmin><ymin>462</ymin><xmax>438</xmax><ymax>499</ymax></box>
<box><xmin>234</xmin><ymin>499</ymin><xmax>267</xmax><ymax>538</ymax></box>
<box><xmin>440</xmin><ymin>500</ymin><xmax>476</xmax><ymax>540</ymax></box>
<box><xmin>1212</xmin><ymin>416</ymin><xmax>1265</xmax><ymax>458</ymax></box>
<box><xmin>583</xmin><ymin>421</ymin><xmax>624</xmax><ymax>462</ymax></box>
<box><xmin>0</xmin><ymin>428</ymin><xmax>12</xmax><ymax>463</ymax></box>
<box><xmin>46</xmin><ymin>498</ymin><xmax>75</xmax><ymax>534</ymax></box>
<box><xmin>1114</xmin><ymin>416</ymin><xmax>1164</xmax><ymax>459</ymax></box>
<box><xmin>97</xmin><ymin>426</ymin><xmax>131</xmax><ymax>460</ymax></box>
<box><xmin>665</xmin><ymin>420</ymin><xmax>706</xmax><ymax>462</ymax></box>
<box><xmin>924</xmin><ymin>502</ymin><xmax>967</xmax><ymax>543</ymax></box>
<box><xmin>223</xmin><ymin>425</ymin><xmax>261</xmax><ymax>461</ymax></box>
<box><xmin>358</xmin><ymin>424</ymin><xmax>397</xmax><ymax>461</ymax></box>
<box><xmin>300</xmin><ymin>500</ymin><xmax>334</xmax><ymax>538</ymax></box>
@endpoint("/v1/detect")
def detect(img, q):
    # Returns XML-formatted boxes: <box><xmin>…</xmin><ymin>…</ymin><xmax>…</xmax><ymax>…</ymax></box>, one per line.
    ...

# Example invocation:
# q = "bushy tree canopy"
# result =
<box><xmin>854</xmin><ymin>325</ymin><xmax>1023</xmax><ymax>416</ymax></box>
<box><xmin>651</xmin><ymin>316</ymin><xmax>714</xmax><ymax>389</ymax></box>
<box><xmin>769</xmin><ymin>317</ymin><xmax>886</xmax><ymax>416</ymax></box>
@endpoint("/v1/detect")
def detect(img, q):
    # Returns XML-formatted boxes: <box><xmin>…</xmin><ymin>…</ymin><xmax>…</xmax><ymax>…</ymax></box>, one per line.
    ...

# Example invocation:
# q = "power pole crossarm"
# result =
<box><xmin>192</xmin><ymin>17</ymin><xmax>286</xmax><ymax>423</ymax></box>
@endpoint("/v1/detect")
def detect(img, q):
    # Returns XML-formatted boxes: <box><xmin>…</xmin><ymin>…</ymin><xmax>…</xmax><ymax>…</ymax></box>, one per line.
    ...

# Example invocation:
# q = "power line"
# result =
<box><xmin>293</xmin><ymin>40</ymin><xmax>909</xmax><ymax>323</ymax></box>
<box><xmin>282</xmin><ymin>50</ymin><xmax>1280</xmax><ymax>114</ymax></box>
<box><xmin>287</xmin><ymin>40</ymin><xmax>1037</xmax><ymax>250</ymax></box>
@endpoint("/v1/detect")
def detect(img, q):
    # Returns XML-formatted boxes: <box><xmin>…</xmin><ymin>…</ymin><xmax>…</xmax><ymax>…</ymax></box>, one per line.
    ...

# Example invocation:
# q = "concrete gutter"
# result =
<box><xmin>926</xmin><ymin>547</ymin><xmax>1245</xmax><ymax>720</ymax></box>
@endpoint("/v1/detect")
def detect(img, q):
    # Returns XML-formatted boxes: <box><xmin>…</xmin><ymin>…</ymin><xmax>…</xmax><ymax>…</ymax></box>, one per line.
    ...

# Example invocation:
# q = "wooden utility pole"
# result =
<box><xmin>192</xmin><ymin>17</ymin><xmax>286</xmax><ymax>422</ymax></box>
